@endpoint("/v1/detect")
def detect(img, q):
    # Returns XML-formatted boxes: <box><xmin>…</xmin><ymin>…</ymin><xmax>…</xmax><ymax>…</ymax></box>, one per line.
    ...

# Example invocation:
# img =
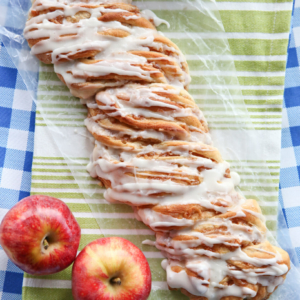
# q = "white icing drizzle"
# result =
<box><xmin>87</xmin><ymin>138</ymin><xmax>289</xmax><ymax>299</ymax></box>
<box><xmin>87</xmin><ymin>140</ymin><xmax>241</xmax><ymax>207</ymax></box>
<box><xmin>24</xmin><ymin>0</ymin><xmax>190</xmax><ymax>98</ymax></box>
<box><xmin>25</xmin><ymin>1</ymin><xmax>290</xmax><ymax>299</ymax></box>
<box><xmin>134</xmin><ymin>207</ymin><xmax>195</xmax><ymax>230</ymax></box>
<box><xmin>84</xmin><ymin>84</ymin><xmax>212</xmax><ymax>144</ymax></box>
<box><xmin>95</xmin><ymin>84</ymin><xmax>203</xmax><ymax>120</ymax></box>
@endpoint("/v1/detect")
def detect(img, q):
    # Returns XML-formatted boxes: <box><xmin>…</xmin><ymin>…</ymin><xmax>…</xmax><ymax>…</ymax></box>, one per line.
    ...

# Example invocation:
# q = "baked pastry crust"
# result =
<box><xmin>24</xmin><ymin>0</ymin><xmax>190</xmax><ymax>98</ymax></box>
<box><xmin>25</xmin><ymin>1</ymin><xmax>290</xmax><ymax>299</ymax></box>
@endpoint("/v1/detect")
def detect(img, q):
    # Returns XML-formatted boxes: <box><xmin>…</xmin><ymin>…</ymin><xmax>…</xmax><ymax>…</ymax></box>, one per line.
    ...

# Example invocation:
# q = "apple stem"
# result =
<box><xmin>43</xmin><ymin>237</ymin><xmax>49</xmax><ymax>250</ymax></box>
<box><xmin>110</xmin><ymin>277</ymin><xmax>121</xmax><ymax>286</ymax></box>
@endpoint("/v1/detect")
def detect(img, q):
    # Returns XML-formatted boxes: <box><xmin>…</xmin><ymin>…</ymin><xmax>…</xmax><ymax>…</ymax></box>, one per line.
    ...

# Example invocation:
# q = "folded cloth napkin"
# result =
<box><xmin>0</xmin><ymin>40</ymin><xmax>36</xmax><ymax>299</ymax></box>
<box><xmin>20</xmin><ymin>0</ymin><xmax>293</xmax><ymax>299</ymax></box>
<box><xmin>280</xmin><ymin>0</ymin><xmax>300</xmax><ymax>266</ymax></box>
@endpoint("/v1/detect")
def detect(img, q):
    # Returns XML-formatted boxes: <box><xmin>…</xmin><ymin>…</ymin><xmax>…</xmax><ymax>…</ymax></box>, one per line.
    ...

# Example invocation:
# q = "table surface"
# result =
<box><xmin>0</xmin><ymin>40</ymin><xmax>35</xmax><ymax>299</ymax></box>
<box><xmin>279</xmin><ymin>0</ymin><xmax>300</xmax><ymax>261</ymax></box>
<box><xmin>0</xmin><ymin>1</ymin><xmax>299</xmax><ymax>300</ymax></box>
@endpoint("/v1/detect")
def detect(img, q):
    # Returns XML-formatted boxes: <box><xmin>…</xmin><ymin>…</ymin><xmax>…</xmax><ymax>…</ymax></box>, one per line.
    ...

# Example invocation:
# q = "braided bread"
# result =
<box><xmin>25</xmin><ymin>0</ymin><xmax>189</xmax><ymax>99</ymax></box>
<box><xmin>24</xmin><ymin>1</ymin><xmax>290</xmax><ymax>299</ymax></box>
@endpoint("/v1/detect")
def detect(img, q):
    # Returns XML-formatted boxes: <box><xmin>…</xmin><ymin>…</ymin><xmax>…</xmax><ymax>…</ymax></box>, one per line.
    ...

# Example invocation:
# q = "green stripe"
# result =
<box><xmin>32</xmin><ymin>168</ymin><xmax>87</xmax><ymax>172</ymax></box>
<box><xmin>78</xmin><ymin>234</ymin><xmax>156</xmax><ymax>252</ymax></box>
<box><xmin>39</xmin><ymin>72</ymin><xmax>60</xmax><ymax>81</ymax></box>
<box><xmin>32</xmin><ymin>162</ymin><xmax>85</xmax><ymax>166</ymax></box>
<box><xmin>210</xmin><ymin>121</ymin><xmax>282</xmax><ymax>125</ymax></box>
<box><xmin>229</xmin><ymin>160</ymin><xmax>280</xmax><ymax>163</ymax></box>
<box><xmin>36</xmin><ymin>124</ymin><xmax>86</xmax><ymax>127</ymax></box>
<box><xmin>250</xmin><ymin>115</ymin><xmax>282</xmax><ymax>119</ymax></box>
<box><xmin>66</xmin><ymin>203</ymin><xmax>133</xmax><ymax>213</ymax></box>
<box><xmin>30</xmin><ymin>192</ymin><xmax>104</xmax><ymax>199</ymax></box>
<box><xmin>203</xmin><ymin>106</ymin><xmax>282</xmax><ymax>112</ymax></box>
<box><xmin>38</xmin><ymin>85</ymin><xmax>70</xmax><ymax>92</ymax></box>
<box><xmin>195</xmin><ymin>99</ymin><xmax>282</xmax><ymax>105</ymax></box>
<box><xmin>32</xmin><ymin>175</ymin><xmax>90</xmax><ymax>180</ymax></box>
<box><xmin>242</xmin><ymin>90</ymin><xmax>283</xmax><ymax>96</ymax></box>
<box><xmin>253</xmin><ymin>127</ymin><xmax>281</xmax><ymax>130</ymax></box>
<box><xmin>188</xmin><ymin>61</ymin><xmax>286</xmax><ymax>72</ymax></box>
<box><xmin>23</xmin><ymin>288</ymin><xmax>74</xmax><ymax>300</ymax></box>
<box><xmin>260</xmin><ymin>206</ymin><xmax>278</xmax><ymax>215</ymax></box>
<box><xmin>248</xmin><ymin>107</ymin><xmax>282</xmax><ymax>112</ymax></box>
<box><xmin>37</xmin><ymin>95</ymin><xmax>76</xmax><ymax>101</ymax></box>
<box><xmin>207</xmin><ymin>127</ymin><xmax>282</xmax><ymax>130</ymax></box>
<box><xmin>240</xmin><ymin>186</ymin><xmax>278</xmax><ymax>192</ymax></box>
<box><xmin>38</xmin><ymin>103</ymin><xmax>83</xmax><ymax>108</ymax></box>
<box><xmin>235</xmin><ymin>61</ymin><xmax>286</xmax><ymax>73</ymax></box>
<box><xmin>240</xmin><ymin>178</ymin><xmax>279</xmax><ymax>184</ymax></box>
<box><xmin>172</xmin><ymin>39</ymin><xmax>289</xmax><ymax>56</ymax></box>
<box><xmin>137</xmin><ymin>0</ymin><xmax>291</xmax><ymax>2</ymax></box>
<box><xmin>154</xmin><ymin>11</ymin><xmax>290</xmax><ymax>33</ymax></box>
<box><xmin>216</xmin><ymin>0</ymin><xmax>291</xmax><ymax>2</ymax></box>
<box><xmin>33</xmin><ymin>157</ymin><xmax>89</xmax><ymax>160</ymax></box>
<box><xmin>22</xmin><ymin>288</ymin><xmax>188</xmax><ymax>300</ymax></box>
<box><xmin>190</xmin><ymin>89</ymin><xmax>283</xmax><ymax>96</ymax></box>
<box><xmin>79</xmin><ymin>218</ymin><xmax>149</xmax><ymax>229</ymax></box>
<box><xmin>219</xmin><ymin>11</ymin><xmax>291</xmax><ymax>33</ymax></box>
<box><xmin>192</xmin><ymin>76</ymin><xmax>285</xmax><ymax>86</ymax></box>
<box><xmin>229</xmin><ymin>39</ymin><xmax>289</xmax><ymax>56</ymax></box>
<box><xmin>36</xmin><ymin>118</ymin><xmax>85</xmax><ymax>122</ymax></box>
<box><xmin>31</xmin><ymin>183</ymin><xmax>99</xmax><ymax>189</ymax></box>
<box><xmin>266</xmin><ymin>220</ymin><xmax>277</xmax><ymax>231</ymax></box>
<box><xmin>245</xmin><ymin>195</ymin><xmax>279</xmax><ymax>202</ymax></box>
<box><xmin>36</xmin><ymin>110</ymin><xmax>86</xmax><ymax>115</ymax></box>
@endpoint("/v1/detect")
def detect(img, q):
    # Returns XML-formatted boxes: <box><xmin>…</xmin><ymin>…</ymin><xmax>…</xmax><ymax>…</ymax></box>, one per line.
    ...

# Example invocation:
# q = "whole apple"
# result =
<box><xmin>72</xmin><ymin>237</ymin><xmax>151</xmax><ymax>300</ymax></box>
<box><xmin>0</xmin><ymin>195</ymin><xmax>81</xmax><ymax>275</ymax></box>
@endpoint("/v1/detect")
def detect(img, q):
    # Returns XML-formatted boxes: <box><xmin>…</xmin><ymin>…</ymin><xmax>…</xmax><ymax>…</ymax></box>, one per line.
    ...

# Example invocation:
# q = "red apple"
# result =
<box><xmin>0</xmin><ymin>195</ymin><xmax>81</xmax><ymax>275</ymax></box>
<box><xmin>72</xmin><ymin>237</ymin><xmax>151</xmax><ymax>300</ymax></box>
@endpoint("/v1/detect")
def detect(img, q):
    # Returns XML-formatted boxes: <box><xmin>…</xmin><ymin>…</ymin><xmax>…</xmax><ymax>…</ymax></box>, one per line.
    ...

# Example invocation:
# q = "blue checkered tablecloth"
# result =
<box><xmin>279</xmin><ymin>0</ymin><xmax>300</xmax><ymax>265</ymax></box>
<box><xmin>0</xmin><ymin>0</ymin><xmax>38</xmax><ymax>298</ymax></box>
<box><xmin>0</xmin><ymin>40</ymin><xmax>36</xmax><ymax>298</ymax></box>
<box><xmin>0</xmin><ymin>0</ymin><xmax>300</xmax><ymax>299</ymax></box>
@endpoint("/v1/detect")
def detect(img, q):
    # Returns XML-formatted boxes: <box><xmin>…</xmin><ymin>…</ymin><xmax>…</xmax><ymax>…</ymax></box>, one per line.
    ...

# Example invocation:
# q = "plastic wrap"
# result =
<box><xmin>1</xmin><ymin>0</ymin><xmax>300</xmax><ymax>298</ymax></box>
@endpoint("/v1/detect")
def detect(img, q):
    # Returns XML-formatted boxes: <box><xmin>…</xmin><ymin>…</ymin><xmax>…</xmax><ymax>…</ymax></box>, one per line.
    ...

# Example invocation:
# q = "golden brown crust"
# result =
<box><xmin>98</xmin><ymin>12</ymin><xmax>155</xmax><ymax>29</ymax></box>
<box><xmin>168</xmin><ymin>241</ymin><xmax>289</xmax><ymax>300</ymax></box>
<box><xmin>25</xmin><ymin>1</ymin><xmax>190</xmax><ymax>97</ymax></box>
<box><xmin>84</xmin><ymin>84</ymin><xmax>209</xmax><ymax>148</ymax></box>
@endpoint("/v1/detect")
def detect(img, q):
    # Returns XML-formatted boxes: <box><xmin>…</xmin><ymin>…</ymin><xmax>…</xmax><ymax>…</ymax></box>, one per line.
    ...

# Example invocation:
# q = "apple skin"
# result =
<box><xmin>0</xmin><ymin>195</ymin><xmax>81</xmax><ymax>275</ymax></box>
<box><xmin>72</xmin><ymin>237</ymin><xmax>151</xmax><ymax>300</ymax></box>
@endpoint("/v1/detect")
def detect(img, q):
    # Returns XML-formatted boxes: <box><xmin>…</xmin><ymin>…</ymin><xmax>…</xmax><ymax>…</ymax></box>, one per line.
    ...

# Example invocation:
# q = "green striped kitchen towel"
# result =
<box><xmin>22</xmin><ymin>0</ymin><xmax>292</xmax><ymax>299</ymax></box>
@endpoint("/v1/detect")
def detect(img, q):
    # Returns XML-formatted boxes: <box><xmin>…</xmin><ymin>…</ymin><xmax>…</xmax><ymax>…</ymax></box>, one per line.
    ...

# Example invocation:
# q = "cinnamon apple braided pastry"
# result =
<box><xmin>24</xmin><ymin>0</ymin><xmax>290</xmax><ymax>299</ymax></box>
<box><xmin>25</xmin><ymin>0</ymin><xmax>189</xmax><ymax>99</ymax></box>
